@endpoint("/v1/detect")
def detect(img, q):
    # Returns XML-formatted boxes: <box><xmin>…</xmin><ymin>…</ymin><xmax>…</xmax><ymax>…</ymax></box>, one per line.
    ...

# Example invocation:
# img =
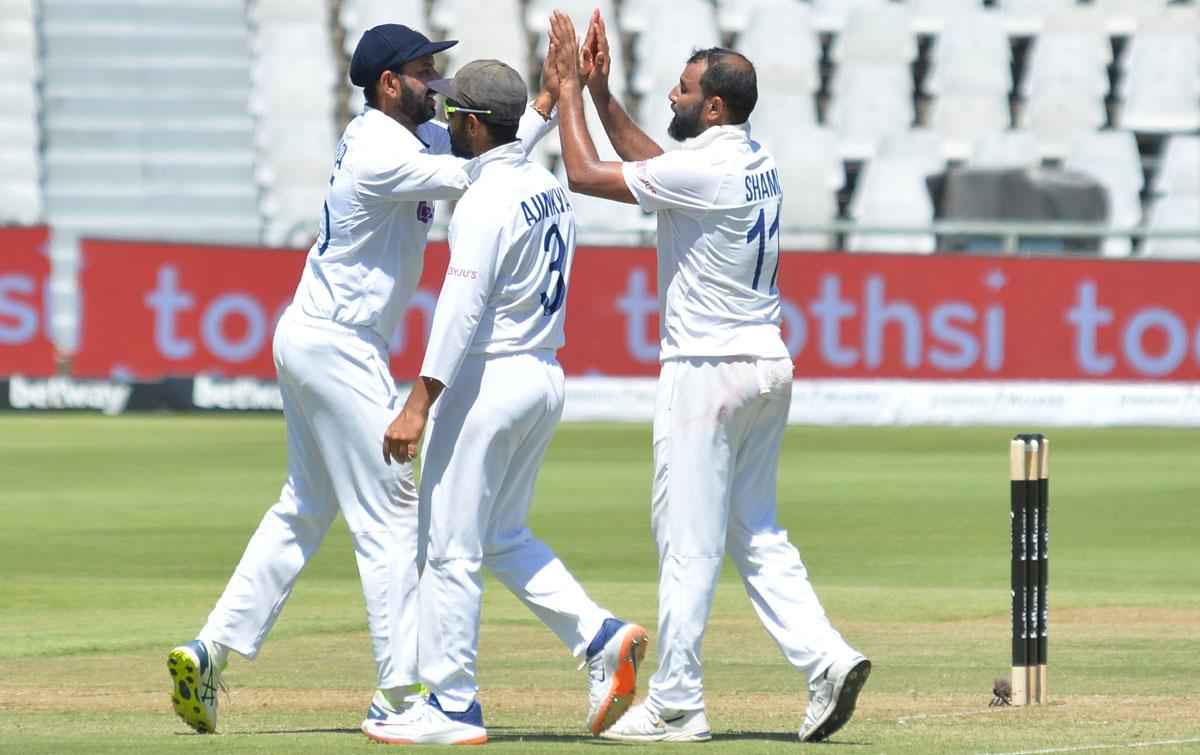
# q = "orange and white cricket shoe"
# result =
<box><xmin>584</xmin><ymin>618</ymin><xmax>649</xmax><ymax>735</ymax></box>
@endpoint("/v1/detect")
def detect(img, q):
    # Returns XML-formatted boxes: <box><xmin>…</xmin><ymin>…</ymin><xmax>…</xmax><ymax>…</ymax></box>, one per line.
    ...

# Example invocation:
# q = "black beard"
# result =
<box><xmin>449</xmin><ymin>120</ymin><xmax>473</xmax><ymax>158</ymax></box>
<box><xmin>397</xmin><ymin>83</ymin><xmax>436</xmax><ymax>125</ymax></box>
<box><xmin>667</xmin><ymin>101</ymin><xmax>703</xmax><ymax>141</ymax></box>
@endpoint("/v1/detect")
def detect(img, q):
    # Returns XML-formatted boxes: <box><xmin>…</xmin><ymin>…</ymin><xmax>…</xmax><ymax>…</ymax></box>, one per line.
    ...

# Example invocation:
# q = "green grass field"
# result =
<box><xmin>1</xmin><ymin>415</ymin><xmax>1198</xmax><ymax>753</ymax></box>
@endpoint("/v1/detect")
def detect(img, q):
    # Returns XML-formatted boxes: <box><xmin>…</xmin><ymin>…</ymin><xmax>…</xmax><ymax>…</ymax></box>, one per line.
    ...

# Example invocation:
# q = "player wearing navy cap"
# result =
<box><xmin>548</xmin><ymin>10</ymin><xmax>870</xmax><ymax>744</ymax></box>
<box><xmin>166</xmin><ymin>24</ymin><xmax>559</xmax><ymax>738</ymax></box>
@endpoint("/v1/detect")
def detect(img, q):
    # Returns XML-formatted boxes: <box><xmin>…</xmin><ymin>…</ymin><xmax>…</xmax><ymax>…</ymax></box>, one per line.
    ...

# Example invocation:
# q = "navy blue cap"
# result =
<box><xmin>349</xmin><ymin>24</ymin><xmax>457</xmax><ymax>87</ymax></box>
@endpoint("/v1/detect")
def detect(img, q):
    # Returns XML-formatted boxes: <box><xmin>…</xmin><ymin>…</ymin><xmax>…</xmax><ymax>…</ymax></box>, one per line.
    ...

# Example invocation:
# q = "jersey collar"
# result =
<box><xmin>681</xmin><ymin>122</ymin><xmax>752</xmax><ymax>151</ymax></box>
<box><xmin>462</xmin><ymin>140</ymin><xmax>525</xmax><ymax>182</ymax></box>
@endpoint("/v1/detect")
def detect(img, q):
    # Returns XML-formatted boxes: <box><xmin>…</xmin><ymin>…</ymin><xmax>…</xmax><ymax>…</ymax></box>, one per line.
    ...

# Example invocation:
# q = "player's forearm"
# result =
<box><xmin>557</xmin><ymin>84</ymin><xmax>599</xmax><ymax>183</ymax></box>
<box><xmin>404</xmin><ymin>376</ymin><xmax>444</xmax><ymax>414</ymax></box>
<box><xmin>532</xmin><ymin>88</ymin><xmax>555</xmax><ymax>121</ymax></box>
<box><xmin>589</xmin><ymin>89</ymin><xmax>663</xmax><ymax>161</ymax></box>
<box><xmin>558</xmin><ymin>88</ymin><xmax>638</xmax><ymax>203</ymax></box>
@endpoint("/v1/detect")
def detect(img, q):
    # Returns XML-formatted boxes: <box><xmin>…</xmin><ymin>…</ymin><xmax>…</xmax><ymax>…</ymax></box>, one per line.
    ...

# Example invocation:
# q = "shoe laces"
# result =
<box><xmin>581</xmin><ymin>652</ymin><xmax>605</xmax><ymax>682</ymax></box>
<box><xmin>200</xmin><ymin>673</ymin><xmax>230</xmax><ymax>706</ymax></box>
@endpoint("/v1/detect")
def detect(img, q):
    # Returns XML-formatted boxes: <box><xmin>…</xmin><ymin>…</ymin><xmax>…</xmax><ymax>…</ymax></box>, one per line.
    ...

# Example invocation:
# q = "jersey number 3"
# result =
<box><xmin>748</xmin><ymin>201</ymin><xmax>781</xmax><ymax>292</ymax></box>
<box><xmin>540</xmin><ymin>224</ymin><xmax>568</xmax><ymax>316</ymax></box>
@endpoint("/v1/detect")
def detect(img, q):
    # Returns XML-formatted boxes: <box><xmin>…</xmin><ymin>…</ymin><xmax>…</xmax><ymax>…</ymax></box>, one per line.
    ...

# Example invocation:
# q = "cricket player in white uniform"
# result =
<box><xmin>363</xmin><ymin>60</ymin><xmax>646</xmax><ymax>745</ymax></box>
<box><xmin>547</xmin><ymin>11</ymin><xmax>870</xmax><ymax>743</ymax></box>
<box><xmin>166</xmin><ymin>25</ymin><xmax>558</xmax><ymax>736</ymax></box>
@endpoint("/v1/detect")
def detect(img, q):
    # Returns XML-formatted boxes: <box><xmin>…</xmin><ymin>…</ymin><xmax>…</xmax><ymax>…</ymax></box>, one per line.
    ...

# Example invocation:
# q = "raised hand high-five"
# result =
<box><xmin>585</xmin><ymin>10</ymin><xmax>613</xmax><ymax>96</ymax></box>
<box><xmin>548</xmin><ymin>10</ymin><xmax>584</xmax><ymax>89</ymax></box>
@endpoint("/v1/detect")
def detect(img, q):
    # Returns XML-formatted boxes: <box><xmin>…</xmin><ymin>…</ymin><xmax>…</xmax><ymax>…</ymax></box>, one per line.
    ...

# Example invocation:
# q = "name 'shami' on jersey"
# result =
<box><xmin>744</xmin><ymin>167</ymin><xmax>781</xmax><ymax>202</ymax></box>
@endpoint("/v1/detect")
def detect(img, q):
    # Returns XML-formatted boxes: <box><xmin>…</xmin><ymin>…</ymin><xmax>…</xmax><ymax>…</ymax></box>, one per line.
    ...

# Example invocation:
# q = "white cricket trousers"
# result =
<box><xmin>646</xmin><ymin>357</ymin><xmax>854</xmax><ymax>713</ymax></box>
<box><xmin>199</xmin><ymin>308</ymin><xmax>421</xmax><ymax>689</ymax></box>
<box><xmin>418</xmin><ymin>351</ymin><xmax>612</xmax><ymax>712</ymax></box>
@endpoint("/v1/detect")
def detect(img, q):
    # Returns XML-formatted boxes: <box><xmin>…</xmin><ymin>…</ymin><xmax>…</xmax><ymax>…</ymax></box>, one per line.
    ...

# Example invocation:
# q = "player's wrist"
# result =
<box><xmin>588</xmin><ymin>84</ymin><xmax>612</xmax><ymax>105</ymax></box>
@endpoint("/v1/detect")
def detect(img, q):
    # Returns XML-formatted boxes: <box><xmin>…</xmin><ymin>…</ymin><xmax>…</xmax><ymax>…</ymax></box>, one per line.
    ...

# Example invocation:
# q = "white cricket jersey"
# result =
<box><xmin>420</xmin><ymin>141</ymin><xmax>575</xmax><ymax>387</ymax></box>
<box><xmin>293</xmin><ymin>105</ymin><xmax>555</xmax><ymax>344</ymax></box>
<box><xmin>621</xmin><ymin>123</ymin><xmax>790</xmax><ymax>361</ymax></box>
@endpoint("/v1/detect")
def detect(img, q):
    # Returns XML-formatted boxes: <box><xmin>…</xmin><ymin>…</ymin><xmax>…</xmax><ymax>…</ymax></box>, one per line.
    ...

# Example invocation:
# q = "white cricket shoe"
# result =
<box><xmin>799</xmin><ymin>654</ymin><xmax>871</xmax><ymax>742</ymax></box>
<box><xmin>600</xmin><ymin>703</ymin><xmax>712</xmax><ymax>742</ymax></box>
<box><xmin>584</xmin><ymin>619</ymin><xmax>649</xmax><ymax>735</ymax></box>
<box><xmin>363</xmin><ymin>694</ymin><xmax>488</xmax><ymax>745</ymax></box>
<box><xmin>167</xmin><ymin>640</ymin><xmax>224</xmax><ymax>734</ymax></box>
<box><xmin>360</xmin><ymin>684</ymin><xmax>429</xmax><ymax>735</ymax></box>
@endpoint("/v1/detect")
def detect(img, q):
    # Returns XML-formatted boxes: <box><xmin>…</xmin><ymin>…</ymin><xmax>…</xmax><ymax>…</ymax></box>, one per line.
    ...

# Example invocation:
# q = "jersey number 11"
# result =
<box><xmin>748</xmin><ymin>200</ymin><xmax>782</xmax><ymax>293</ymax></box>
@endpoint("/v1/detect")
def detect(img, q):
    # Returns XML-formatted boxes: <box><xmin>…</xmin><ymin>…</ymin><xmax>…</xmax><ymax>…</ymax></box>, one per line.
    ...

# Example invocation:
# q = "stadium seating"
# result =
<box><xmin>911</xmin><ymin>0</ymin><xmax>989</xmax><ymax>36</ymax></box>
<box><xmin>249</xmin><ymin>0</ymin><xmax>338</xmax><ymax>247</ymax></box>
<box><xmin>829</xmin><ymin>63</ymin><xmax>915</xmax><ymax>160</ymax></box>
<box><xmin>0</xmin><ymin>0</ymin><xmax>40</xmax><ymax>226</ymax></box>
<box><xmin>830</xmin><ymin>4</ymin><xmax>917</xmax><ymax>66</ymax></box>
<box><xmin>1141</xmin><ymin>196</ymin><xmax>1200</xmax><ymax>258</ymax></box>
<box><xmin>38</xmin><ymin>0</ymin><xmax>260</xmax><ymax>244</ymax></box>
<box><xmin>731</xmin><ymin>0</ymin><xmax>821</xmax><ymax>95</ymax></box>
<box><xmin>1064</xmin><ymin>129</ymin><xmax>1144</xmax><ymax>256</ymax></box>
<box><xmin>6</xmin><ymin>0</ymin><xmax>1199</xmax><ymax>256</ymax></box>
<box><xmin>1117</xmin><ymin>31</ymin><xmax>1200</xmax><ymax>133</ymax></box>
<box><xmin>1000</xmin><ymin>0</ymin><xmax>1078</xmax><ymax>37</ymax></box>
<box><xmin>969</xmin><ymin>130</ymin><xmax>1041</xmax><ymax>169</ymax></box>
<box><xmin>847</xmin><ymin>157</ymin><xmax>937</xmax><ymax>254</ymax></box>
<box><xmin>627</xmin><ymin>0</ymin><xmax>720</xmax><ymax>98</ymax></box>
<box><xmin>1152</xmin><ymin>135</ymin><xmax>1200</xmax><ymax>197</ymax></box>
<box><xmin>811</xmin><ymin>0</ymin><xmax>891</xmax><ymax>35</ymax></box>
<box><xmin>928</xmin><ymin>93</ymin><xmax>1012</xmax><ymax>161</ymax></box>
<box><xmin>878</xmin><ymin>129</ymin><xmax>947</xmax><ymax>177</ymax></box>
<box><xmin>771</xmin><ymin>127</ymin><xmax>844</xmax><ymax>251</ymax></box>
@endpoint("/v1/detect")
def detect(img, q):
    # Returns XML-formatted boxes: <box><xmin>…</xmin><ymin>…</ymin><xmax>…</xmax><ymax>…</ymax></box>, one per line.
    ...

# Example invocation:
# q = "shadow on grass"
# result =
<box><xmin>487</xmin><ymin>727</ymin><xmax>873</xmax><ymax>746</ymax></box>
<box><xmin>211</xmin><ymin>726</ymin><xmax>873</xmax><ymax>746</ymax></box>
<box><xmin>234</xmin><ymin>727</ymin><xmax>363</xmax><ymax>735</ymax></box>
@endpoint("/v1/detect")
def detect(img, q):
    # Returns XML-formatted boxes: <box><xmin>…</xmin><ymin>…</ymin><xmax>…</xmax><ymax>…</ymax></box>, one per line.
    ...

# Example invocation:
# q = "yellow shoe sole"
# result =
<box><xmin>167</xmin><ymin>647</ymin><xmax>216</xmax><ymax>733</ymax></box>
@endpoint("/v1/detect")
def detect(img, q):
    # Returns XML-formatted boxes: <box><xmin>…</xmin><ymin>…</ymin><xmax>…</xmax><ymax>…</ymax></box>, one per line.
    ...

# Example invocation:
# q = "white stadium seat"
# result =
<box><xmin>752</xmin><ymin>92</ymin><xmax>817</xmax><ymax>140</ymax></box>
<box><xmin>1141</xmin><ymin>196</ymin><xmax>1200</xmax><ymax>259</ymax></box>
<box><xmin>435</xmin><ymin>0</ymin><xmax>526</xmax><ymax>84</ymax></box>
<box><xmin>878</xmin><ymin>129</ymin><xmax>947</xmax><ymax>177</ymax></box>
<box><xmin>829</xmin><ymin>63</ymin><xmax>914</xmax><ymax>160</ymax></box>
<box><xmin>734</xmin><ymin>0</ymin><xmax>821</xmax><ymax>94</ymax></box>
<box><xmin>830</xmin><ymin>4</ymin><xmax>917</xmax><ymax>65</ymax></box>
<box><xmin>1118</xmin><ymin>67</ymin><xmax>1200</xmax><ymax>134</ymax></box>
<box><xmin>925</xmin><ymin>49</ymin><xmax>1011</xmax><ymax>97</ymax></box>
<box><xmin>340</xmin><ymin>0</ymin><xmax>429</xmax><ymax>56</ymax></box>
<box><xmin>1065</xmin><ymin>130</ymin><xmax>1145</xmax><ymax>257</ymax></box>
<box><xmin>1020</xmin><ymin>96</ymin><xmax>1107</xmax><ymax>159</ymax></box>
<box><xmin>811</xmin><ymin>0</ymin><xmax>891</xmax><ymax>35</ymax></box>
<box><xmin>847</xmin><ymin>157</ymin><xmax>937</xmax><ymax>254</ymax></box>
<box><xmin>249</xmin><ymin>0</ymin><xmax>328</xmax><ymax>25</ymax></box>
<box><xmin>1020</xmin><ymin>33</ymin><xmax>1111</xmax><ymax>100</ymax></box>
<box><xmin>928</xmin><ymin>93</ymin><xmax>1012</xmax><ymax>161</ymax></box>
<box><xmin>629</xmin><ymin>0</ymin><xmax>720</xmax><ymax>97</ymax></box>
<box><xmin>911</xmin><ymin>0</ymin><xmax>989</xmax><ymax>36</ymax></box>
<box><xmin>999</xmin><ymin>0</ymin><xmax>1076</xmax><ymax>37</ymax></box>
<box><xmin>1094</xmin><ymin>0</ymin><xmax>1175</xmax><ymax>36</ymax></box>
<box><xmin>969</xmin><ymin>130</ymin><xmax>1041</xmax><ymax>169</ymax></box>
<box><xmin>771</xmin><ymin>127</ymin><xmax>845</xmax><ymax>251</ymax></box>
<box><xmin>1152</xmin><ymin>135</ymin><xmax>1200</xmax><ymax>197</ymax></box>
